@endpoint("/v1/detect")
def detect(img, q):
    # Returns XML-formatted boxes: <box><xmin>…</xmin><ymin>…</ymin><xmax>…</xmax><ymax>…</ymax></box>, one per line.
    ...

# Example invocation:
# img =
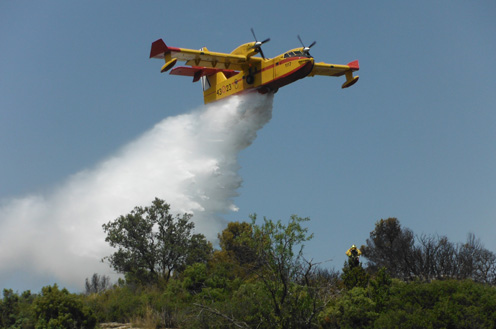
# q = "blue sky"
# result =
<box><xmin>1</xmin><ymin>1</ymin><xmax>495</xmax><ymax>291</ymax></box>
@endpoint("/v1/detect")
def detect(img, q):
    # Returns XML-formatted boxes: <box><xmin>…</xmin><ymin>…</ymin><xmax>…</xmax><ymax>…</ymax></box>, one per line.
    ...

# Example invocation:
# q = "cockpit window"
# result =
<box><xmin>283</xmin><ymin>50</ymin><xmax>309</xmax><ymax>58</ymax></box>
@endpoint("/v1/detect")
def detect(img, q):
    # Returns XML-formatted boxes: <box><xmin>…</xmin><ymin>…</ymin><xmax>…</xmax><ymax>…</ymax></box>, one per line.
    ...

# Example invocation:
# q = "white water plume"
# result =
<box><xmin>0</xmin><ymin>93</ymin><xmax>274</xmax><ymax>291</ymax></box>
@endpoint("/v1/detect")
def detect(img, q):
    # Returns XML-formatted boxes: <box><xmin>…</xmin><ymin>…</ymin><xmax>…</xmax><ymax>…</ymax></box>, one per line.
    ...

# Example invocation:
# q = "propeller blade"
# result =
<box><xmin>251</xmin><ymin>28</ymin><xmax>257</xmax><ymax>40</ymax></box>
<box><xmin>297</xmin><ymin>35</ymin><xmax>317</xmax><ymax>56</ymax></box>
<box><xmin>250</xmin><ymin>28</ymin><xmax>270</xmax><ymax>59</ymax></box>
<box><xmin>259</xmin><ymin>48</ymin><xmax>266</xmax><ymax>59</ymax></box>
<box><xmin>297</xmin><ymin>35</ymin><xmax>304</xmax><ymax>47</ymax></box>
<box><xmin>261</xmin><ymin>37</ymin><xmax>271</xmax><ymax>44</ymax></box>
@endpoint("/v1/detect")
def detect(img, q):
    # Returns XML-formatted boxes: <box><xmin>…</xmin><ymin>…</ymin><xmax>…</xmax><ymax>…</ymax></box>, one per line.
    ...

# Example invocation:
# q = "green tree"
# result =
<box><xmin>102</xmin><ymin>198</ymin><xmax>212</xmax><ymax>284</ymax></box>
<box><xmin>211</xmin><ymin>221</ymin><xmax>259</xmax><ymax>279</ymax></box>
<box><xmin>0</xmin><ymin>289</ymin><xmax>35</xmax><ymax>329</ymax></box>
<box><xmin>248</xmin><ymin>214</ymin><xmax>324</xmax><ymax>329</ymax></box>
<box><xmin>1</xmin><ymin>289</ymin><xmax>19</xmax><ymax>328</ymax></box>
<box><xmin>218</xmin><ymin>221</ymin><xmax>257</xmax><ymax>266</ymax></box>
<box><xmin>187</xmin><ymin>215</ymin><xmax>329</xmax><ymax>329</ymax></box>
<box><xmin>34</xmin><ymin>284</ymin><xmax>96</xmax><ymax>329</ymax></box>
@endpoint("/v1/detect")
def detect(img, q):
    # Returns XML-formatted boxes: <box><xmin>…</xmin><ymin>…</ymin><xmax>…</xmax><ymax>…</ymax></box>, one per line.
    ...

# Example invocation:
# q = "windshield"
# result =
<box><xmin>283</xmin><ymin>50</ymin><xmax>309</xmax><ymax>58</ymax></box>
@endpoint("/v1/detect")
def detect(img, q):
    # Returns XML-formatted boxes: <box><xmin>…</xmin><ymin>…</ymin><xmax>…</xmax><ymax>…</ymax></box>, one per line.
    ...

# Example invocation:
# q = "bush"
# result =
<box><xmin>320</xmin><ymin>278</ymin><xmax>496</xmax><ymax>329</ymax></box>
<box><xmin>0</xmin><ymin>289</ymin><xmax>36</xmax><ymax>328</ymax></box>
<box><xmin>33</xmin><ymin>284</ymin><xmax>96</xmax><ymax>329</ymax></box>
<box><xmin>376</xmin><ymin>279</ymin><xmax>496</xmax><ymax>328</ymax></box>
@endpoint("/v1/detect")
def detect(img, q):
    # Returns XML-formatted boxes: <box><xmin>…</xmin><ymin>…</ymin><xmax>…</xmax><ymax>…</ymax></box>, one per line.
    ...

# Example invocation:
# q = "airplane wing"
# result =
<box><xmin>309</xmin><ymin>60</ymin><xmax>360</xmax><ymax>88</ymax></box>
<box><xmin>150</xmin><ymin>39</ymin><xmax>262</xmax><ymax>71</ymax></box>
<box><xmin>170</xmin><ymin>66</ymin><xmax>239</xmax><ymax>82</ymax></box>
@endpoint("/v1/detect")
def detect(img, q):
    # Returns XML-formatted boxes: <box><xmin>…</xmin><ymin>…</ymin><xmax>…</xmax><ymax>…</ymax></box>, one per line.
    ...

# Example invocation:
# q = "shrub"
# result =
<box><xmin>33</xmin><ymin>284</ymin><xmax>96</xmax><ymax>329</ymax></box>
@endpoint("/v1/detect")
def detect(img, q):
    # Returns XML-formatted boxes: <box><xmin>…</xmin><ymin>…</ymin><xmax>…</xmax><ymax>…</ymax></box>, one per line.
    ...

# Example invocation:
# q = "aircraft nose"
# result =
<box><xmin>299</xmin><ymin>57</ymin><xmax>314</xmax><ymax>64</ymax></box>
<box><xmin>298</xmin><ymin>58</ymin><xmax>314</xmax><ymax>78</ymax></box>
<box><xmin>299</xmin><ymin>57</ymin><xmax>314</xmax><ymax>68</ymax></box>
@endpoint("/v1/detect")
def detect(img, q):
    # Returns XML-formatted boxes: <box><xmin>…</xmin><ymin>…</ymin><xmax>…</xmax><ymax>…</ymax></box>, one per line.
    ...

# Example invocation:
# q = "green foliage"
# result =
<box><xmin>84</xmin><ymin>285</ymin><xmax>141</xmax><ymax>323</ymax></box>
<box><xmin>375</xmin><ymin>279</ymin><xmax>496</xmax><ymax>329</ymax></box>
<box><xmin>238</xmin><ymin>214</ymin><xmax>321</xmax><ymax>329</ymax></box>
<box><xmin>1</xmin><ymin>289</ymin><xmax>20</xmax><ymax>328</ymax></box>
<box><xmin>321</xmin><ymin>287</ymin><xmax>379</xmax><ymax>329</ymax></box>
<box><xmin>0</xmin><ymin>289</ymin><xmax>35</xmax><ymax>329</ymax></box>
<box><xmin>33</xmin><ymin>284</ymin><xmax>96</xmax><ymax>329</ymax></box>
<box><xmin>367</xmin><ymin>267</ymin><xmax>392</xmax><ymax>312</ymax></box>
<box><xmin>341</xmin><ymin>261</ymin><xmax>370</xmax><ymax>290</ymax></box>
<box><xmin>102</xmin><ymin>198</ymin><xmax>212</xmax><ymax>285</ymax></box>
<box><xmin>215</xmin><ymin>221</ymin><xmax>259</xmax><ymax>278</ymax></box>
<box><xmin>4</xmin><ymin>209</ymin><xmax>496</xmax><ymax>329</ymax></box>
<box><xmin>320</xmin><ymin>278</ymin><xmax>496</xmax><ymax>329</ymax></box>
<box><xmin>94</xmin><ymin>213</ymin><xmax>493</xmax><ymax>329</ymax></box>
<box><xmin>141</xmin><ymin>214</ymin><xmax>329</xmax><ymax>329</ymax></box>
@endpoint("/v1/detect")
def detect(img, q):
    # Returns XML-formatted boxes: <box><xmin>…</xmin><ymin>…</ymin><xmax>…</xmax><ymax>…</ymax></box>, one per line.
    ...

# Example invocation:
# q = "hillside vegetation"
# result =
<box><xmin>2</xmin><ymin>199</ymin><xmax>495</xmax><ymax>328</ymax></box>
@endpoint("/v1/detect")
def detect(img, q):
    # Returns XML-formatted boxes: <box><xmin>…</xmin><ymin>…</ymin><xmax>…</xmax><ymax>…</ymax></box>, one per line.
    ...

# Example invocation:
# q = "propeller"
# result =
<box><xmin>297</xmin><ymin>35</ymin><xmax>317</xmax><ymax>57</ymax></box>
<box><xmin>250</xmin><ymin>28</ymin><xmax>270</xmax><ymax>59</ymax></box>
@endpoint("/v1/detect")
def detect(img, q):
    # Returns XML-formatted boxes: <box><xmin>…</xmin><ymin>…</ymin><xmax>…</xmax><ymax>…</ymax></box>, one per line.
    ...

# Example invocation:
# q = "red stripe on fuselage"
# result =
<box><xmin>262</xmin><ymin>58</ymin><xmax>314</xmax><ymax>90</ymax></box>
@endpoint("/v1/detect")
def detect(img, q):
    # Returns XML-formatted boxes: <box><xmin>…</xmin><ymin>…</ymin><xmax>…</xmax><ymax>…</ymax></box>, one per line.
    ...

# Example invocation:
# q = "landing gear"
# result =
<box><xmin>246</xmin><ymin>74</ymin><xmax>255</xmax><ymax>84</ymax></box>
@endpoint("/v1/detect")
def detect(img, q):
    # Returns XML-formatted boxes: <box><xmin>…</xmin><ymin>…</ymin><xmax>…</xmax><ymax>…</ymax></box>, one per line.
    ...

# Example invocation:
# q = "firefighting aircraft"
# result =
<box><xmin>149</xmin><ymin>30</ymin><xmax>359</xmax><ymax>104</ymax></box>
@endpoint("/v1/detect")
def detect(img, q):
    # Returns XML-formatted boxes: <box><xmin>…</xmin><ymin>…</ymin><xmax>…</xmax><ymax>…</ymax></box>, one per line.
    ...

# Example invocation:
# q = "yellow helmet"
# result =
<box><xmin>351</xmin><ymin>245</ymin><xmax>356</xmax><ymax>249</ymax></box>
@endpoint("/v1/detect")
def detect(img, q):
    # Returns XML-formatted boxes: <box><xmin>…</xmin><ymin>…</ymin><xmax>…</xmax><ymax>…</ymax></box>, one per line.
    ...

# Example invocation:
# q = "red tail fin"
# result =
<box><xmin>150</xmin><ymin>39</ymin><xmax>170</xmax><ymax>59</ymax></box>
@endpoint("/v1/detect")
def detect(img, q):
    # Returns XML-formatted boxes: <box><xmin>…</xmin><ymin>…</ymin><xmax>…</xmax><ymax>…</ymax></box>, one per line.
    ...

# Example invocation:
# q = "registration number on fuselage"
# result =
<box><xmin>216</xmin><ymin>82</ymin><xmax>237</xmax><ymax>96</ymax></box>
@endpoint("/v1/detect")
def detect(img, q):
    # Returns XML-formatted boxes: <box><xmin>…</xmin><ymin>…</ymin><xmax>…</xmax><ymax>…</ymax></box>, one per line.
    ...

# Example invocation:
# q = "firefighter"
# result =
<box><xmin>346</xmin><ymin>244</ymin><xmax>362</xmax><ymax>267</ymax></box>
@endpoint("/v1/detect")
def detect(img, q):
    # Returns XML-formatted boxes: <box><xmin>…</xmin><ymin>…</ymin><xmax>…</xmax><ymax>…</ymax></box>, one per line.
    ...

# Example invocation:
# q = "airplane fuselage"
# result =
<box><xmin>203</xmin><ymin>53</ymin><xmax>314</xmax><ymax>104</ymax></box>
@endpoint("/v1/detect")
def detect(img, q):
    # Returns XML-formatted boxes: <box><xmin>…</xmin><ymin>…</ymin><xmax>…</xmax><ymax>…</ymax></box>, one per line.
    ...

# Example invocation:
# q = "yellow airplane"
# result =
<box><xmin>150</xmin><ymin>30</ymin><xmax>359</xmax><ymax>104</ymax></box>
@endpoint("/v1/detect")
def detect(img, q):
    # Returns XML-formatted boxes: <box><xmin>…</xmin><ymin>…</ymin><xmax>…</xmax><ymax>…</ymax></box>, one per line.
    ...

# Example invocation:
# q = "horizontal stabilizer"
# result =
<box><xmin>170</xmin><ymin>66</ymin><xmax>238</xmax><ymax>82</ymax></box>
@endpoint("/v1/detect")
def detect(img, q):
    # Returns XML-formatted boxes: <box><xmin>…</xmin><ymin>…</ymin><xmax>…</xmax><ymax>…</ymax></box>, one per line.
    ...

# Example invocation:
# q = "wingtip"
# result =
<box><xmin>342</xmin><ymin>76</ymin><xmax>359</xmax><ymax>89</ymax></box>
